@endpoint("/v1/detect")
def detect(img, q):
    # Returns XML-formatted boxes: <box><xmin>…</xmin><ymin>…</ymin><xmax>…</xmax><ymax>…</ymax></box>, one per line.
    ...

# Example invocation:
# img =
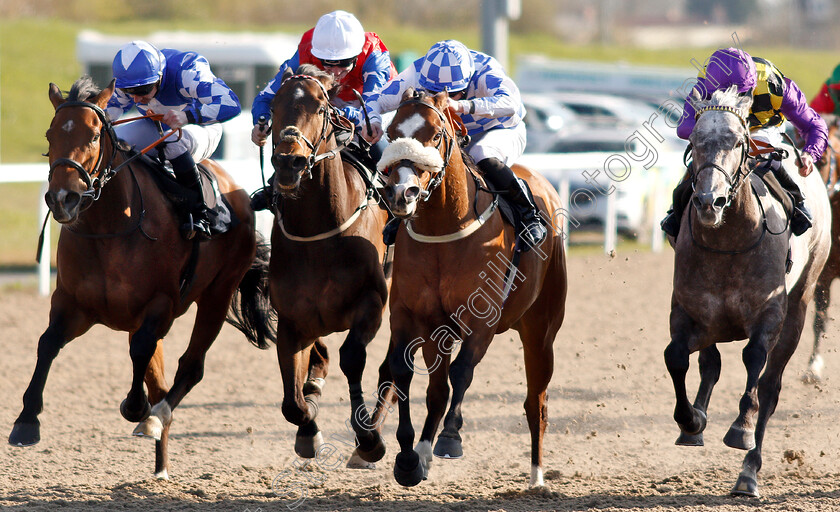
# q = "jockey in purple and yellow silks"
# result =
<box><xmin>661</xmin><ymin>47</ymin><xmax>827</xmax><ymax>238</ymax></box>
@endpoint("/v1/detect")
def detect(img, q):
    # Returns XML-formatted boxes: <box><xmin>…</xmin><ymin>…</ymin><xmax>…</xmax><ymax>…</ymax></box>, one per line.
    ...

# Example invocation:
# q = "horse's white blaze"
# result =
<box><xmin>61</xmin><ymin>120</ymin><xmax>74</xmax><ymax>133</ymax></box>
<box><xmin>395</xmin><ymin>113</ymin><xmax>426</xmax><ymax>138</ymax></box>
<box><xmin>390</xmin><ymin>166</ymin><xmax>419</xmax><ymax>216</ymax></box>
<box><xmin>530</xmin><ymin>465</ymin><xmax>545</xmax><ymax>487</ymax></box>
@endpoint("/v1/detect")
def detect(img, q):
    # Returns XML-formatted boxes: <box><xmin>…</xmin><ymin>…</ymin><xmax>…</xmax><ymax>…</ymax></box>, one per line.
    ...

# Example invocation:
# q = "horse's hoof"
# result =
<box><xmin>731</xmin><ymin>473</ymin><xmax>760</xmax><ymax>497</ymax></box>
<box><xmin>355</xmin><ymin>431</ymin><xmax>386</xmax><ymax>463</ymax></box>
<box><xmin>346</xmin><ymin>449</ymin><xmax>376</xmax><ymax>469</ymax></box>
<box><xmin>677</xmin><ymin>409</ymin><xmax>707</xmax><ymax>436</ymax></box>
<box><xmin>723</xmin><ymin>425</ymin><xmax>755</xmax><ymax>451</ymax></box>
<box><xmin>120</xmin><ymin>398</ymin><xmax>151</xmax><ymax>423</ymax></box>
<box><xmin>675</xmin><ymin>431</ymin><xmax>704</xmax><ymax>446</ymax></box>
<box><xmin>133</xmin><ymin>415</ymin><xmax>164</xmax><ymax>441</ymax></box>
<box><xmin>433</xmin><ymin>435</ymin><xmax>463</xmax><ymax>459</ymax></box>
<box><xmin>294</xmin><ymin>431</ymin><xmax>324</xmax><ymax>459</ymax></box>
<box><xmin>9</xmin><ymin>422</ymin><xmax>40</xmax><ymax>447</ymax></box>
<box><xmin>154</xmin><ymin>469</ymin><xmax>170</xmax><ymax>480</ymax></box>
<box><xmin>394</xmin><ymin>451</ymin><xmax>426</xmax><ymax>487</ymax></box>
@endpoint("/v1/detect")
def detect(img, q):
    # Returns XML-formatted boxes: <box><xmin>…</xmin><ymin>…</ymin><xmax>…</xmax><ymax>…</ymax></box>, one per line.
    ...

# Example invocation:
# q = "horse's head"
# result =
<box><xmin>44</xmin><ymin>76</ymin><xmax>117</xmax><ymax>223</ymax></box>
<box><xmin>377</xmin><ymin>88</ymin><xmax>454</xmax><ymax>218</ymax></box>
<box><xmin>688</xmin><ymin>85</ymin><xmax>752</xmax><ymax>227</ymax></box>
<box><xmin>269</xmin><ymin>64</ymin><xmax>345</xmax><ymax>196</ymax></box>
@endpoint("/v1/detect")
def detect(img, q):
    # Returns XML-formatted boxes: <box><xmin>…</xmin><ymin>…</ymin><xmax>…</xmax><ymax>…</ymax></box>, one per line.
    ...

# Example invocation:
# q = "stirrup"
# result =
<box><xmin>519</xmin><ymin>218</ymin><xmax>547</xmax><ymax>249</ymax></box>
<box><xmin>182</xmin><ymin>212</ymin><xmax>211</xmax><ymax>241</ymax></box>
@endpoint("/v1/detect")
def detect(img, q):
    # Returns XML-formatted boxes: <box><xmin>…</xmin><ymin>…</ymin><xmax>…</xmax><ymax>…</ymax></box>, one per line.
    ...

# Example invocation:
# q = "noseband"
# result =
<box><xmin>48</xmin><ymin>101</ymin><xmax>122</xmax><ymax>208</ymax></box>
<box><xmin>270</xmin><ymin>74</ymin><xmax>354</xmax><ymax>183</ymax></box>
<box><xmin>393</xmin><ymin>96</ymin><xmax>456</xmax><ymax>200</ymax></box>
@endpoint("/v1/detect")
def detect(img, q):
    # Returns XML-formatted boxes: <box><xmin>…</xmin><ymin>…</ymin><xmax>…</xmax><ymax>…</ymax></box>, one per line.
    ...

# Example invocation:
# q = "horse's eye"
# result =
<box><xmin>92</xmin><ymin>133</ymin><xmax>100</xmax><ymax>143</ymax></box>
<box><xmin>433</xmin><ymin>132</ymin><xmax>442</xmax><ymax>142</ymax></box>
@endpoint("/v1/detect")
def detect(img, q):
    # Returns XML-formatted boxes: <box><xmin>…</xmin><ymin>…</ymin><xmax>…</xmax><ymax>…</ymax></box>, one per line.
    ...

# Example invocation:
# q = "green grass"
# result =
<box><xmin>0</xmin><ymin>182</ymin><xmax>57</xmax><ymax>267</ymax></box>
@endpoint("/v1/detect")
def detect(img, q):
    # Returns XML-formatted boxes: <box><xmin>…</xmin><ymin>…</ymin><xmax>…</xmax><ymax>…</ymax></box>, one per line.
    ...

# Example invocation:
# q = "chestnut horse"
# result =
<box><xmin>377</xmin><ymin>89</ymin><xmax>567</xmax><ymax>487</ymax></box>
<box><xmin>8</xmin><ymin>77</ymin><xmax>275</xmax><ymax>479</ymax></box>
<box><xmin>807</xmin><ymin>115</ymin><xmax>840</xmax><ymax>382</ymax></box>
<box><xmin>665</xmin><ymin>87</ymin><xmax>830</xmax><ymax>496</ymax></box>
<box><xmin>263</xmin><ymin>65</ymin><xmax>392</xmax><ymax>466</ymax></box>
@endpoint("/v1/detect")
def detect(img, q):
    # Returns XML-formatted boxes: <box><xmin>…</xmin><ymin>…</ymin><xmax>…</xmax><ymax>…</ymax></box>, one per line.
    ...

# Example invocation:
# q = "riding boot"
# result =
<box><xmin>171</xmin><ymin>153</ymin><xmax>212</xmax><ymax>240</ymax></box>
<box><xmin>660</xmin><ymin>178</ymin><xmax>693</xmax><ymax>238</ymax></box>
<box><xmin>250</xmin><ymin>173</ymin><xmax>274</xmax><ymax>212</ymax></box>
<box><xmin>382</xmin><ymin>216</ymin><xmax>400</xmax><ymax>245</ymax></box>
<box><xmin>477</xmin><ymin>158</ymin><xmax>547</xmax><ymax>249</ymax></box>
<box><xmin>768</xmin><ymin>161</ymin><xmax>812</xmax><ymax>236</ymax></box>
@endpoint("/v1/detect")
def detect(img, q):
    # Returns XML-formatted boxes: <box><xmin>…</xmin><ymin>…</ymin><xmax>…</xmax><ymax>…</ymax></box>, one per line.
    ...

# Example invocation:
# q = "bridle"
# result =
<box><xmin>387</xmin><ymin>94</ymin><xmax>458</xmax><ymax>200</ymax></box>
<box><xmin>48</xmin><ymin>100</ymin><xmax>177</xmax><ymax>212</ymax></box>
<box><xmin>269</xmin><ymin>74</ymin><xmax>355</xmax><ymax>185</ymax></box>
<box><xmin>689</xmin><ymin>105</ymin><xmax>751</xmax><ymax>208</ymax></box>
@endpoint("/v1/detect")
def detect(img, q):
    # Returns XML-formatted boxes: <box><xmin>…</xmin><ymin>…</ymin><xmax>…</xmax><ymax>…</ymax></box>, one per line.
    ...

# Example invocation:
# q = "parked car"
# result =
<box><xmin>520</xmin><ymin>93</ymin><xmax>582</xmax><ymax>153</ymax></box>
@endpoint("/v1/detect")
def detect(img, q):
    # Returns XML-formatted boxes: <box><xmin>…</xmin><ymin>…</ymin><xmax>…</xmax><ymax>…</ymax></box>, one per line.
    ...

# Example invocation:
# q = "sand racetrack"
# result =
<box><xmin>2</xmin><ymin>250</ymin><xmax>840</xmax><ymax>511</ymax></box>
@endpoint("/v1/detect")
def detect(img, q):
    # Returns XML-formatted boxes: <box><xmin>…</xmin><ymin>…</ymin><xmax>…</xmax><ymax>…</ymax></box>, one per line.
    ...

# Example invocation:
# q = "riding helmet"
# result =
<box><xmin>311</xmin><ymin>10</ymin><xmax>365</xmax><ymax>61</ymax></box>
<box><xmin>419</xmin><ymin>40</ymin><xmax>475</xmax><ymax>93</ymax></box>
<box><xmin>112</xmin><ymin>40</ymin><xmax>165</xmax><ymax>89</ymax></box>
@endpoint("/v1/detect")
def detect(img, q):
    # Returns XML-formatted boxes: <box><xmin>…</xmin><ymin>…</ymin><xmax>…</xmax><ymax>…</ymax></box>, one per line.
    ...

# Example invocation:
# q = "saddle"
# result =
<box><xmin>135</xmin><ymin>152</ymin><xmax>239</xmax><ymax>236</ymax></box>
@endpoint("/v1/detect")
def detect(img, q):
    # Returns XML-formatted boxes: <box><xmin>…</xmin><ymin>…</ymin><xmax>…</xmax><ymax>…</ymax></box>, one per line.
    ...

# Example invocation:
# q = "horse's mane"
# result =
<box><xmin>67</xmin><ymin>75</ymin><xmax>102</xmax><ymax>102</ymax></box>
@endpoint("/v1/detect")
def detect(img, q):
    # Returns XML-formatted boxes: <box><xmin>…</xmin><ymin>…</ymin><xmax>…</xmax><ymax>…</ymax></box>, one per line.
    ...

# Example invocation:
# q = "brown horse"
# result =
<box><xmin>807</xmin><ymin>115</ymin><xmax>840</xmax><ymax>382</ymax></box>
<box><xmin>665</xmin><ymin>87</ymin><xmax>830</xmax><ymax>496</ymax></box>
<box><xmin>377</xmin><ymin>89</ymin><xmax>567</xmax><ymax>487</ymax></box>
<box><xmin>263</xmin><ymin>65</ymin><xmax>393</xmax><ymax>465</ymax></box>
<box><xmin>8</xmin><ymin>77</ymin><xmax>275</xmax><ymax>479</ymax></box>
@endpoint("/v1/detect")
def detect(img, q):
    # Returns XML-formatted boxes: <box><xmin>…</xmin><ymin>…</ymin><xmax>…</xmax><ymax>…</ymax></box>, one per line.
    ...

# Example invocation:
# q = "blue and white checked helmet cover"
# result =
<box><xmin>418</xmin><ymin>40</ymin><xmax>474</xmax><ymax>93</ymax></box>
<box><xmin>112</xmin><ymin>40</ymin><xmax>165</xmax><ymax>88</ymax></box>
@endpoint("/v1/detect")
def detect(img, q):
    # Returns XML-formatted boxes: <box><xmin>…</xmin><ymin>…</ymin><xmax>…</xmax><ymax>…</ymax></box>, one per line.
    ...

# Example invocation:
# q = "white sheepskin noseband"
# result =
<box><xmin>377</xmin><ymin>137</ymin><xmax>444</xmax><ymax>175</ymax></box>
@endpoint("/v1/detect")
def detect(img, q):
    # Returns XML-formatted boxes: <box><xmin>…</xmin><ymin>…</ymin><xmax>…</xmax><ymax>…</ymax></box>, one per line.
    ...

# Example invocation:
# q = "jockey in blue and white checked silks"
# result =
<box><xmin>364</xmin><ymin>39</ymin><xmax>546</xmax><ymax>249</ymax></box>
<box><xmin>106</xmin><ymin>40</ymin><xmax>242</xmax><ymax>239</ymax></box>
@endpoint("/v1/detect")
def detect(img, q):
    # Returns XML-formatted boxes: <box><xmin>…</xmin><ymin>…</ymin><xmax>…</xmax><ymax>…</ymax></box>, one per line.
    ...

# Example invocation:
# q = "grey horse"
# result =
<box><xmin>664</xmin><ymin>85</ymin><xmax>831</xmax><ymax>497</ymax></box>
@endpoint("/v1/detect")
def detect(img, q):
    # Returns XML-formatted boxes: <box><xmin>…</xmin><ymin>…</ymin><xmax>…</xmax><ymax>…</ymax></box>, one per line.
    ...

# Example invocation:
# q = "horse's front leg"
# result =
<box><xmin>733</xmin><ymin>301</ymin><xmax>804</xmax><ymax>497</ymax></box>
<box><xmin>339</xmin><ymin>294</ymin><xmax>387</xmax><ymax>465</ymax></box>
<box><xmin>275</xmin><ymin>322</ymin><xmax>323</xmax><ymax>458</ymax></box>
<box><xmin>664</xmin><ymin>305</ymin><xmax>708</xmax><ymax>441</ymax></box>
<box><xmin>434</xmin><ymin>331</ymin><xmax>493</xmax><ymax>460</ymax></box>
<box><xmin>389</xmin><ymin>326</ymin><xmax>426</xmax><ymax>487</ymax></box>
<box><xmin>9</xmin><ymin>297</ymin><xmax>92</xmax><ymax>447</ymax></box>
<box><xmin>723</xmin><ymin>306</ymin><xmax>783</xmax><ymax>453</ymax></box>
<box><xmin>121</xmin><ymin>305</ymin><xmax>174</xmax><ymax>423</ymax></box>
<box><xmin>675</xmin><ymin>345</ymin><xmax>722</xmax><ymax>446</ymax></box>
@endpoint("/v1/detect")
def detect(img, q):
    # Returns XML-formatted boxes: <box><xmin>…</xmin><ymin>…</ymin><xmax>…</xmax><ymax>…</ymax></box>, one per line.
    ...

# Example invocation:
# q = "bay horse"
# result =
<box><xmin>8</xmin><ymin>77</ymin><xmax>275</xmax><ymax>479</ymax></box>
<box><xmin>377</xmin><ymin>88</ymin><xmax>567</xmax><ymax>487</ymax></box>
<box><xmin>665</xmin><ymin>86</ymin><xmax>830</xmax><ymax>496</ymax></box>
<box><xmin>807</xmin><ymin>115</ymin><xmax>840</xmax><ymax>382</ymax></box>
<box><xmin>263</xmin><ymin>65</ymin><xmax>392</xmax><ymax>466</ymax></box>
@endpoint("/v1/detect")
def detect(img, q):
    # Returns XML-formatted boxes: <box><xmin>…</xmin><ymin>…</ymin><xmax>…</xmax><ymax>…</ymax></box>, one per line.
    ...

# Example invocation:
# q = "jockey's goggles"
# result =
<box><xmin>320</xmin><ymin>57</ymin><xmax>357</xmax><ymax>69</ymax></box>
<box><xmin>120</xmin><ymin>82</ymin><xmax>157</xmax><ymax>96</ymax></box>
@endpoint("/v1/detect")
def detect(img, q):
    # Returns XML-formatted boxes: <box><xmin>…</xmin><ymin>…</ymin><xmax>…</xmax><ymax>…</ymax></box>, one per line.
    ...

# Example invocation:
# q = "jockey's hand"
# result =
<box><xmin>162</xmin><ymin>110</ymin><xmax>188</xmax><ymax>130</ymax></box>
<box><xmin>363</xmin><ymin>120</ymin><xmax>383</xmax><ymax>144</ymax></box>
<box><xmin>251</xmin><ymin>124</ymin><xmax>270</xmax><ymax>147</ymax></box>
<box><xmin>798</xmin><ymin>152</ymin><xmax>815</xmax><ymax>177</ymax></box>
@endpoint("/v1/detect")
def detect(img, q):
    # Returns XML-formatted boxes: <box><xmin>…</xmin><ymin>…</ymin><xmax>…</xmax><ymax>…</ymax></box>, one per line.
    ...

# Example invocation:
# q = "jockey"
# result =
<box><xmin>661</xmin><ymin>47</ymin><xmax>827</xmax><ymax>238</ymax></box>
<box><xmin>363</xmin><ymin>39</ymin><xmax>547</xmax><ymax>249</ymax></box>
<box><xmin>249</xmin><ymin>10</ymin><xmax>397</xmax><ymax>211</ymax></box>
<box><xmin>106</xmin><ymin>40</ymin><xmax>241</xmax><ymax>240</ymax></box>
<box><xmin>810</xmin><ymin>63</ymin><xmax>840</xmax><ymax>116</ymax></box>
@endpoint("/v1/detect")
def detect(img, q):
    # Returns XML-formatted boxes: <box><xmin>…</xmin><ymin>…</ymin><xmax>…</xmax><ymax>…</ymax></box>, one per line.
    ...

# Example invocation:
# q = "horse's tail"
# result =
<box><xmin>226</xmin><ymin>236</ymin><xmax>277</xmax><ymax>349</ymax></box>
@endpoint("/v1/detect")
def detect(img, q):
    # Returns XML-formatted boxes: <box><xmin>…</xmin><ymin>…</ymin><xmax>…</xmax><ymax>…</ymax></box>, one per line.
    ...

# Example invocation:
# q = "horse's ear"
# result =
<box><xmin>433</xmin><ymin>90</ymin><xmax>449</xmax><ymax>108</ymax></box>
<box><xmin>48</xmin><ymin>83</ymin><xmax>64</xmax><ymax>110</ymax></box>
<box><xmin>401</xmin><ymin>87</ymin><xmax>416</xmax><ymax>102</ymax></box>
<box><xmin>91</xmin><ymin>79</ymin><xmax>116</xmax><ymax>109</ymax></box>
<box><xmin>735</xmin><ymin>93</ymin><xmax>752</xmax><ymax>116</ymax></box>
<box><xmin>281</xmin><ymin>67</ymin><xmax>293</xmax><ymax>83</ymax></box>
<box><xmin>688</xmin><ymin>88</ymin><xmax>704</xmax><ymax>110</ymax></box>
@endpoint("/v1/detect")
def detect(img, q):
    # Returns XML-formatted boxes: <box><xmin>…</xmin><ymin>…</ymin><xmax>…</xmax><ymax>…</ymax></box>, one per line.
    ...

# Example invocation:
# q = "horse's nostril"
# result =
<box><xmin>64</xmin><ymin>192</ymin><xmax>81</xmax><ymax>211</ymax></box>
<box><xmin>713</xmin><ymin>197</ymin><xmax>727</xmax><ymax>208</ymax></box>
<box><xmin>404</xmin><ymin>186</ymin><xmax>420</xmax><ymax>202</ymax></box>
<box><xmin>383</xmin><ymin>187</ymin><xmax>395</xmax><ymax>202</ymax></box>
